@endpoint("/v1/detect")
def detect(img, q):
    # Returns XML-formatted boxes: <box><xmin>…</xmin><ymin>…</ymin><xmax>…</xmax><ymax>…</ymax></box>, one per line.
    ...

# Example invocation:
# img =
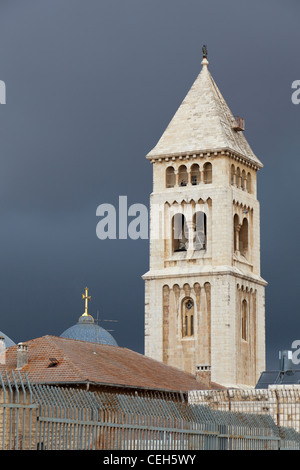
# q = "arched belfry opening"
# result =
<box><xmin>191</xmin><ymin>164</ymin><xmax>200</xmax><ymax>185</ymax></box>
<box><xmin>178</xmin><ymin>165</ymin><xmax>188</xmax><ymax>186</ymax></box>
<box><xmin>193</xmin><ymin>211</ymin><xmax>207</xmax><ymax>250</ymax></box>
<box><xmin>203</xmin><ymin>162</ymin><xmax>212</xmax><ymax>184</ymax></box>
<box><xmin>239</xmin><ymin>218</ymin><xmax>248</xmax><ymax>257</ymax></box>
<box><xmin>233</xmin><ymin>214</ymin><xmax>249</xmax><ymax>257</ymax></box>
<box><xmin>172</xmin><ymin>213</ymin><xmax>188</xmax><ymax>252</ymax></box>
<box><xmin>166</xmin><ymin>166</ymin><xmax>176</xmax><ymax>188</ymax></box>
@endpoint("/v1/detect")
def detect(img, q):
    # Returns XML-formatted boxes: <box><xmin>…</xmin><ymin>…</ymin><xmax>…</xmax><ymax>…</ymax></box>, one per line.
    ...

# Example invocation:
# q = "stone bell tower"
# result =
<box><xmin>142</xmin><ymin>48</ymin><xmax>267</xmax><ymax>387</ymax></box>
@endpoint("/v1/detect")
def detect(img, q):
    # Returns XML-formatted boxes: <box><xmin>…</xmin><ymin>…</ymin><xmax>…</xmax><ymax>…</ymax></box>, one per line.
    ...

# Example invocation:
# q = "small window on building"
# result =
<box><xmin>191</xmin><ymin>164</ymin><xmax>200</xmax><ymax>185</ymax></box>
<box><xmin>166</xmin><ymin>166</ymin><xmax>176</xmax><ymax>188</ymax></box>
<box><xmin>172</xmin><ymin>214</ymin><xmax>188</xmax><ymax>252</ymax></box>
<box><xmin>203</xmin><ymin>162</ymin><xmax>212</xmax><ymax>184</ymax></box>
<box><xmin>241</xmin><ymin>300</ymin><xmax>247</xmax><ymax>341</ymax></box>
<box><xmin>178</xmin><ymin>165</ymin><xmax>188</xmax><ymax>186</ymax></box>
<box><xmin>182</xmin><ymin>298</ymin><xmax>194</xmax><ymax>337</ymax></box>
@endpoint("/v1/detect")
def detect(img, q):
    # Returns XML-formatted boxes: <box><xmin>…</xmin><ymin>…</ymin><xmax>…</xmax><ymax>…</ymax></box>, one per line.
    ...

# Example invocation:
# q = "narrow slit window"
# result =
<box><xmin>182</xmin><ymin>298</ymin><xmax>194</xmax><ymax>337</ymax></box>
<box><xmin>242</xmin><ymin>300</ymin><xmax>248</xmax><ymax>341</ymax></box>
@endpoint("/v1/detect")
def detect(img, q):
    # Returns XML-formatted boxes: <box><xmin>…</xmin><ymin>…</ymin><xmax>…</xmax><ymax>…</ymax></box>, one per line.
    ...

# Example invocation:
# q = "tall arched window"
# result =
<box><xmin>241</xmin><ymin>299</ymin><xmax>248</xmax><ymax>341</ymax></box>
<box><xmin>203</xmin><ymin>162</ymin><xmax>212</xmax><ymax>184</ymax></box>
<box><xmin>172</xmin><ymin>214</ymin><xmax>188</xmax><ymax>252</ymax></box>
<box><xmin>178</xmin><ymin>165</ymin><xmax>188</xmax><ymax>186</ymax></box>
<box><xmin>241</xmin><ymin>170</ymin><xmax>246</xmax><ymax>190</ymax></box>
<box><xmin>193</xmin><ymin>211</ymin><xmax>207</xmax><ymax>250</ymax></box>
<box><xmin>239</xmin><ymin>218</ymin><xmax>248</xmax><ymax>257</ymax></box>
<box><xmin>230</xmin><ymin>165</ymin><xmax>235</xmax><ymax>185</ymax></box>
<box><xmin>233</xmin><ymin>214</ymin><xmax>240</xmax><ymax>252</ymax></box>
<box><xmin>166</xmin><ymin>166</ymin><xmax>176</xmax><ymax>188</ymax></box>
<box><xmin>247</xmin><ymin>172</ymin><xmax>252</xmax><ymax>193</ymax></box>
<box><xmin>235</xmin><ymin>167</ymin><xmax>240</xmax><ymax>187</ymax></box>
<box><xmin>191</xmin><ymin>164</ymin><xmax>200</xmax><ymax>185</ymax></box>
<box><xmin>182</xmin><ymin>298</ymin><xmax>194</xmax><ymax>337</ymax></box>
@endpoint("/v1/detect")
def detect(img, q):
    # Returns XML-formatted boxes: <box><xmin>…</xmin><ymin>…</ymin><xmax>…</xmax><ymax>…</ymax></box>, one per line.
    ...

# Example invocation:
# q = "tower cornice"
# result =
<box><xmin>142</xmin><ymin>266</ymin><xmax>268</xmax><ymax>287</ymax></box>
<box><xmin>147</xmin><ymin>147</ymin><xmax>263</xmax><ymax>170</ymax></box>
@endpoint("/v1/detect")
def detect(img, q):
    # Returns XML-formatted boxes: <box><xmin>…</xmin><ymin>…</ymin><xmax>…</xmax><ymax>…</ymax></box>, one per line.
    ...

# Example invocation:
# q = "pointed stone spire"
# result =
<box><xmin>147</xmin><ymin>49</ymin><xmax>262</xmax><ymax>168</ymax></box>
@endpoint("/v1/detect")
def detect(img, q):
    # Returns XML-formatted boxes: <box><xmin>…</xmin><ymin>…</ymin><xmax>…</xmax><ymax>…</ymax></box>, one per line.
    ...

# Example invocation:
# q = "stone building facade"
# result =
<box><xmin>189</xmin><ymin>386</ymin><xmax>300</xmax><ymax>433</ymax></box>
<box><xmin>143</xmin><ymin>54</ymin><xmax>267</xmax><ymax>387</ymax></box>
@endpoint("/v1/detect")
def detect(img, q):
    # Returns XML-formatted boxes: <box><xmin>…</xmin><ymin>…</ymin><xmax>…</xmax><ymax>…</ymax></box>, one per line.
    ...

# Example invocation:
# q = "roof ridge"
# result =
<box><xmin>120</xmin><ymin>346</ymin><xmax>199</xmax><ymax>377</ymax></box>
<box><xmin>1</xmin><ymin>335</ymin><xmax>225</xmax><ymax>391</ymax></box>
<box><xmin>45</xmin><ymin>336</ymin><xmax>223</xmax><ymax>387</ymax></box>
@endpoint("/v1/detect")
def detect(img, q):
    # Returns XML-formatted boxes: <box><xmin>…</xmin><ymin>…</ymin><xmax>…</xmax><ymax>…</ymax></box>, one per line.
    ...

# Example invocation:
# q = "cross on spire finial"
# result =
<box><xmin>201</xmin><ymin>44</ymin><xmax>209</xmax><ymax>67</ymax></box>
<box><xmin>82</xmin><ymin>286</ymin><xmax>91</xmax><ymax>316</ymax></box>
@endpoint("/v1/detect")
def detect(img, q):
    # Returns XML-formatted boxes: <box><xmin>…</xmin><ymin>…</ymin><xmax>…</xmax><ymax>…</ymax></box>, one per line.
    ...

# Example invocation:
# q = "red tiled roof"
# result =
<box><xmin>0</xmin><ymin>335</ymin><xmax>224</xmax><ymax>392</ymax></box>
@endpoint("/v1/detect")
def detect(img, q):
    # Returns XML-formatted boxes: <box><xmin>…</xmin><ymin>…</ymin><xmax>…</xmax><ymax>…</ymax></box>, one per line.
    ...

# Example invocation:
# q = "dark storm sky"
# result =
<box><xmin>0</xmin><ymin>0</ymin><xmax>299</xmax><ymax>370</ymax></box>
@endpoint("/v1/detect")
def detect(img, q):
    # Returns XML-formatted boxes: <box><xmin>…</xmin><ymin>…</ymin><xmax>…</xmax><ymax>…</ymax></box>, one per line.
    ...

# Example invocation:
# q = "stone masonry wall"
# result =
<box><xmin>188</xmin><ymin>386</ymin><xmax>300</xmax><ymax>432</ymax></box>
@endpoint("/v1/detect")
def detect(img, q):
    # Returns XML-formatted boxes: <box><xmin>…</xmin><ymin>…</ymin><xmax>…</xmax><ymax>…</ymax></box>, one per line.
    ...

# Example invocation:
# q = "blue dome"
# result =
<box><xmin>60</xmin><ymin>314</ymin><xmax>118</xmax><ymax>346</ymax></box>
<box><xmin>0</xmin><ymin>331</ymin><xmax>15</xmax><ymax>348</ymax></box>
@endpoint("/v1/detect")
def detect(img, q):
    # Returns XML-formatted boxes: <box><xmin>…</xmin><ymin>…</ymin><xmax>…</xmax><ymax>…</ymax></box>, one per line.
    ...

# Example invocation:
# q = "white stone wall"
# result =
<box><xmin>189</xmin><ymin>386</ymin><xmax>300</xmax><ymax>432</ymax></box>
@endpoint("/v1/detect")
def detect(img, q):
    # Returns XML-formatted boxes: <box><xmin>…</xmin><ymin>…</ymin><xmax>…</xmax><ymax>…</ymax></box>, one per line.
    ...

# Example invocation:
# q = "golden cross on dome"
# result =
<box><xmin>82</xmin><ymin>287</ymin><xmax>91</xmax><ymax>316</ymax></box>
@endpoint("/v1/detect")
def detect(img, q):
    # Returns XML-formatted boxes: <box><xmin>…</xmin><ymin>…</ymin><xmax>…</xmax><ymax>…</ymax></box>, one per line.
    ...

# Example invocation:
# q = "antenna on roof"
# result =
<box><xmin>93</xmin><ymin>311</ymin><xmax>99</xmax><ymax>354</ymax></box>
<box><xmin>95</xmin><ymin>310</ymin><xmax>118</xmax><ymax>333</ymax></box>
<box><xmin>92</xmin><ymin>310</ymin><xmax>119</xmax><ymax>354</ymax></box>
